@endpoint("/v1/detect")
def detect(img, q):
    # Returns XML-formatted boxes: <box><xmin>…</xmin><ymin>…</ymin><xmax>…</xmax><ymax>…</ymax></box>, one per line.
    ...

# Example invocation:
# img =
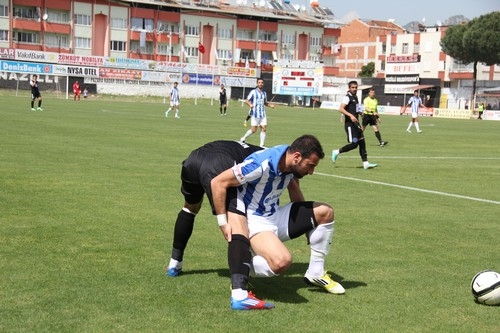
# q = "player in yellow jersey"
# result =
<box><xmin>362</xmin><ymin>88</ymin><xmax>387</xmax><ymax>147</ymax></box>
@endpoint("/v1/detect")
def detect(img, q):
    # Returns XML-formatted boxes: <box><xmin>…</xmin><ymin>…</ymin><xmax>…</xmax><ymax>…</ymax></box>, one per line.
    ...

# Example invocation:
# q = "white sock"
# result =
<box><xmin>260</xmin><ymin>132</ymin><xmax>266</xmax><ymax>146</ymax></box>
<box><xmin>242</xmin><ymin>129</ymin><xmax>252</xmax><ymax>140</ymax></box>
<box><xmin>415</xmin><ymin>122</ymin><xmax>420</xmax><ymax>131</ymax></box>
<box><xmin>231</xmin><ymin>288</ymin><xmax>248</xmax><ymax>301</ymax></box>
<box><xmin>407</xmin><ymin>122</ymin><xmax>412</xmax><ymax>131</ymax></box>
<box><xmin>252</xmin><ymin>255</ymin><xmax>278</xmax><ymax>277</ymax></box>
<box><xmin>307</xmin><ymin>222</ymin><xmax>334</xmax><ymax>277</ymax></box>
<box><xmin>168</xmin><ymin>259</ymin><xmax>182</xmax><ymax>269</ymax></box>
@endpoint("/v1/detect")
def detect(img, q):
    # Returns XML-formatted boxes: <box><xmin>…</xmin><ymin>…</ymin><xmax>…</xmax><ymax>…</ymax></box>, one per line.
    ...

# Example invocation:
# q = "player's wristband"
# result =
<box><xmin>216</xmin><ymin>214</ymin><xmax>227</xmax><ymax>227</ymax></box>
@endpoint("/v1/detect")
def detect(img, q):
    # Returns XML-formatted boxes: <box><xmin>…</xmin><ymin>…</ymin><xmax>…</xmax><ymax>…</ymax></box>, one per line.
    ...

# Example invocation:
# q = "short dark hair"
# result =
<box><xmin>414</xmin><ymin>90</ymin><xmax>418</xmax><ymax>93</ymax></box>
<box><xmin>348</xmin><ymin>80</ymin><xmax>358</xmax><ymax>87</ymax></box>
<box><xmin>289</xmin><ymin>134</ymin><xmax>325</xmax><ymax>159</ymax></box>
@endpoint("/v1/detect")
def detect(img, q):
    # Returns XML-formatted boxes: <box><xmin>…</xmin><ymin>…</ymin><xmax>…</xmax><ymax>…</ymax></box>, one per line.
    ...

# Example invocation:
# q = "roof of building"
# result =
<box><xmin>117</xmin><ymin>0</ymin><xmax>344</xmax><ymax>26</ymax></box>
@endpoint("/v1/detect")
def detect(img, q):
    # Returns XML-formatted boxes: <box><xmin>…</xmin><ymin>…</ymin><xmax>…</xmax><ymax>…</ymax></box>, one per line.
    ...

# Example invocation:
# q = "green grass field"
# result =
<box><xmin>1</xmin><ymin>91</ymin><xmax>499</xmax><ymax>332</ymax></box>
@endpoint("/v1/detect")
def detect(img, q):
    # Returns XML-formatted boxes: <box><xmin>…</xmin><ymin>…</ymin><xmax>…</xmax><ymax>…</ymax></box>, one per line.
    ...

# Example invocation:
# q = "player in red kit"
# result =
<box><xmin>73</xmin><ymin>81</ymin><xmax>81</xmax><ymax>102</ymax></box>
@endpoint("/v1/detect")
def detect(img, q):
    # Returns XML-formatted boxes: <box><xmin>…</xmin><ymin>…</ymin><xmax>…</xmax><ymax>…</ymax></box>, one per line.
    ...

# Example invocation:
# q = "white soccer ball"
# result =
<box><xmin>470</xmin><ymin>270</ymin><xmax>500</xmax><ymax>305</ymax></box>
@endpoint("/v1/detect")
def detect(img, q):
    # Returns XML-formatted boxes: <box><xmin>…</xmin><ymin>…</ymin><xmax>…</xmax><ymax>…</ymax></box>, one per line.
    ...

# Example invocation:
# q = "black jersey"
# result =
<box><xmin>344</xmin><ymin>92</ymin><xmax>359</xmax><ymax>123</ymax></box>
<box><xmin>219</xmin><ymin>88</ymin><xmax>227</xmax><ymax>104</ymax></box>
<box><xmin>30</xmin><ymin>80</ymin><xmax>41</xmax><ymax>98</ymax></box>
<box><xmin>180</xmin><ymin>140</ymin><xmax>263</xmax><ymax>211</ymax></box>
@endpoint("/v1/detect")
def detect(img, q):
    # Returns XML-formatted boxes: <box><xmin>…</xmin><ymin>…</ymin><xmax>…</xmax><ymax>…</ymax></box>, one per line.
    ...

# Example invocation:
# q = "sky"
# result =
<box><xmin>318</xmin><ymin>0</ymin><xmax>499</xmax><ymax>26</ymax></box>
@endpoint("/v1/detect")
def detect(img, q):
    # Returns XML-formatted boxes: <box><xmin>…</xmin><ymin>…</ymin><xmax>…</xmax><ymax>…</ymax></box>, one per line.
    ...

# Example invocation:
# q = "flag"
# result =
<box><xmin>245</xmin><ymin>56</ymin><xmax>249</xmax><ymax>69</ymax></box>
<box><xmin>228</xmin><ymin>51</ymin><xmax>232</xmax><ymax>60</ymax></box>
<box><xmin>198</xmin><ymin>42</ymin><xmax>206</xmax><ymax>54</ymax></box>
<box><xmin>213</xmin><ymin>48</ymin><xmax>219</xmax><ymax>60</ymax></box>
<box><xmin>181</xmin><ymin>45</ymin><xmax>188</xmax><ymax>58</ymax></box>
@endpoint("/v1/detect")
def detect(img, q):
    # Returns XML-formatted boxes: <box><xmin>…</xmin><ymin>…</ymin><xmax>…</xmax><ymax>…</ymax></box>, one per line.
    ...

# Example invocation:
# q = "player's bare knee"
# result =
<box><xmin>271</xmin><ymin>253</ymin><xmax>292</xmax><ymax>274</ymax></box>
<box><xmin>314</xmin><ymin>203</ymin><xmax>334</xmax><ymax>224</ymax></box>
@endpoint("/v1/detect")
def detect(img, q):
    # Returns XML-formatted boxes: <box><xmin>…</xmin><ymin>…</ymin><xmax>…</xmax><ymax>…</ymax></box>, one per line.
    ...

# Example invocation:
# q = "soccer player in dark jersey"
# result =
<box><xmin>219</xmin><ymin>84</ymin><xmax>227</xmax><ymax>115</ymax></box>
<box><xmin>30</xmin><ymin>75</ymin><xmax>43</xmax><ymax>111</ymax></box>
<box><xmin>166</xmin><ymin>140</ymin><xmax>273</xmax><ymax>310</ymax></box>
<box><xmin>331</xmin><ymin>80</ymin><xmax>377</xmax><ymax>169</ymax></box>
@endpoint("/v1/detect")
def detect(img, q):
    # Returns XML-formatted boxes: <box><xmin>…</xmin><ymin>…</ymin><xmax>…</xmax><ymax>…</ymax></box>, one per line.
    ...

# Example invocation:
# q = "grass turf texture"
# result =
<box><xmin>1</xmin><ymin>91</ymin><xmax>499</xmax><ymax>332</ymax></box>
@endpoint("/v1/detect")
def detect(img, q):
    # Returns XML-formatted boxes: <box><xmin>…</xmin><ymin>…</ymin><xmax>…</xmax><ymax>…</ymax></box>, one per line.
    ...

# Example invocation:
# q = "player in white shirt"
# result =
<box><xmin>165</xmin><ymin>82</ymin><xmax>180</xmax><ymax>119</ymax></box>
<box><xmin>402</xmin><ymin>90</ymin><xmax>426</xmax><ymax>133</ymax></box>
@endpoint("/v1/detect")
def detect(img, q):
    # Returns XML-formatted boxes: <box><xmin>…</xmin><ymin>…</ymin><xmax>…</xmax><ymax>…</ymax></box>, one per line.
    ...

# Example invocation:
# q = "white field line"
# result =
<box><xmin>315</xmin><ymin>172</ymin><xmax>500</xmax><ymax>205</ymax></box>
<box><xmin>337</xmin><ymin>156</ymin><xmax>500</xmax><ymax>160</ymax></box>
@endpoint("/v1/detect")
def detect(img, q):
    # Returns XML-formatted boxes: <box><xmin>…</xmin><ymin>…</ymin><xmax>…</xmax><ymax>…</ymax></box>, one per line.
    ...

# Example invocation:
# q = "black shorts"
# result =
<box><xmin>180</xmin><ymin>151</ymin><xmax>237</xmax><ymax>215</ymax></box>
<box><xmin>32</xmin><ymin>91</ymin><xmax>41</xmax><ymax>99</ymax></box>
<box><xmin>362</xmin><ymin>114</ymin><xmax>378</xmax><ymax>127</ymax></box>
<box><xmin>344</xmin><ymin>121</ymin><xmax>364</xmax><ymax>143</ymax></box>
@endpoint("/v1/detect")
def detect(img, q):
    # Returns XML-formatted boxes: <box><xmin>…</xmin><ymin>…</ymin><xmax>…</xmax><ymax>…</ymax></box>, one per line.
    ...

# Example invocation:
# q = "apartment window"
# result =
<box><xmin>110</xmin><ymin>17</ymin><xmax>127</xmax><ymax>29</ymax></box>
<box><xmin>381</xmin><ymin>42</ymin><xmax>386</xmax><ymax>54</ymax></box>
<box><xmin>282</xmin><ymin>53</ymin><xmax>293</xmax><ymax>60</ymax></box>
<box><xmin>75</xmin><ymin>37</ymin><xmax>91</xmax><ymax>49</ymax></box>
<box><xmin>185</xmin><ymin>25</ymin><xmax>199</xmax><ymax>36</ymax></box>
<box><xmin>157</xmin><ymin>44</ymin><xmax>172</xmax><ymax>55</ymax></box>
<box><xmin>414</xmin><ymin>43</ymin><xmax>420</xmax><ymax>53</ymax></box>
<box><xmin>131</xmin><ymin>41</ymin><xmax>153</xmax><ymax>54</ymax></box>
<box><xmin>402</xmin><ymin>43</ymin><xmax>409</xmax><ymax>54</ymax></box>
<box><xmin>310</xmin><ymin>36</ymin><xmax>322</xmax><ymax>47</ymax></box>
<box><xmin>240</xmin><ymin>50</ymin><xmax>253</xmax><ymax>60</ymax></box>
<box><xmin>110</xmin><ymin>40</ymin><xmax>126</xmax><ymax>51</ymax></box>
<box><xmin>236</xmin><ymin>29</ymin><xmax>254</xmax><ymax>40</ymax></box>
<box><xmin>310</xmin><ymin>55</ymin><xmax>320</xmax><ymax>62</ymax></box>
<box><xmin>131</xmin><ymin>17</ymin><xmax>154</xmax><ymax>31</ymax></box>
<box><xmin>381</xmin><ymin>60</ymin><xmax>385</xmax><ymax>71</ymax></box>
<box><xmin>47</xmin><ymin>10</ymin><xmax>70</xmax><ymax>24</ymax></box>
<box><xmin>74</xmin><ymin>14</ymin><xmax>91</xmax><ymax>26</ymax></box>
<box><xmin>283</xmin><ymin>34</ymin><xmax>294</xmax><ymax>44</ymax></box>
<box><xmin>185</xmin><ymin>46</ymin><xmax>199</xmax><ymax>57</ymax></box>
<box><xmin>260</xmin><ymin>31</ymin><xmax>275</xmax><ymax>42</ymax></box>
<box><xmin>13</xmin><ymin>6</ymin><xmax>38</xmax><ymax>20</ymax></box>
<box><xmin>444</xmin><ymin>81</ymin><xmax>451</xmax><ymax>88</ymax></box>
<box><xmin>217</xmin><ymin>49</ymin><xmax>232</xmax><ymax>60</ymax></box>
<box><xmin>0</xmin><ymin>5</ymin><xmax>8</xmax><ymax>17</ymax></box>
<box><xmin>14</xmin><ymin>31</ymin><xmax>40</xmax><ymax>44</ymax></box>
<box><xmin>390</xmin><ymin>43</ymin><xmax>396</xmax><ymax>54</ymax></box>
<box><xmin>0</xmin><ymin>30</ymin><xmax>8</xmax><ymax>41</ymax></box>
<box><xmin>44</xmin><ymin>34</ymin><xmax>69</xmax><ymax>48</ymax></box>
<box><xmin>218</xmin><ymin>28</ymin><xmax>232</xmax><ymax>39</ymax></box>
<box><xmin>157</xmin><ymin>21</ymin><xmax>177</xmax><ymax>33</ymax></box>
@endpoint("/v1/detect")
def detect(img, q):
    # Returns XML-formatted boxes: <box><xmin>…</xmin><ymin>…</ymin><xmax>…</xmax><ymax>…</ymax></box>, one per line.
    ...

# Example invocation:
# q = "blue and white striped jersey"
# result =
<box><xmin>408</xmin><ymin>96</ymin><xmax>422</xmax><ymax>113</ymax></box>
<box><xmin>171</xmin><ymin>87</ymin><xmax>180</xmax><ymax>103</ymax></box>
<box><xmin>231</xmin><ymin>145</ymin><xmax>293</xmax><ymax>218</ymax></box>
<box><xmin>247</xmin><ymin>88</ymin><xmax>267</xmax><ymax>119</ymax></box>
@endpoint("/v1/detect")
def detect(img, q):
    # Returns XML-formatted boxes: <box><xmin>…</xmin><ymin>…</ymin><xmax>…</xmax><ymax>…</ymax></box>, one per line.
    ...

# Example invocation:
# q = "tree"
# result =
<box><xmin>440</xmin><ymin>11</ymin><xmax>500</xmax><ymax>106</ymax></box>
<box><xmin>359</xmin><ymin>62</ymin><xmax>375</xmax><ymax>77</ymax></box>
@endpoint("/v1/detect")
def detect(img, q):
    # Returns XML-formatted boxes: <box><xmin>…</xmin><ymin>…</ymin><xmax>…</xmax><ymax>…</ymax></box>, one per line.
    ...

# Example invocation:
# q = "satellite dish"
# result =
<box><xmin>387</xmin><ymin>18</ymin><xmax>395</xmax><ymax>23</ymax></box>
<box><xmin>42</xmin><ymin>13</ymin><xmax>48</xmax><ymax>21</ymax></box>
<box><xmin>236</xmin><ymin>0</ymin><xmax>242</xmax><ymax>4</ymax></box>
<box><xmin>300</xmin><ymin>5</ymin><xmax>306</xmax><ymax>11</ymax></box>
<box><xmin>422</xmin><ymin>17</ymin><xmax>426</xmax><ymax>23</ymax></box>
<box><xmin>436</xmin><ymin>20</ymin><xmax>442</xmax><ymax>26</ymax></box>
<box><xmin>259</xmin><ymin>0</ymin><xmax>265</xmax><ymax>7</ymax></box>
<box><xmin>293</xmin><ymin>4</ymin><xmax>300</xmax><ymax>10</ymax></box>
<box><xmin>242</xmin><ymin>0</ymin><xmax>247</xmax><ymax>5</ymax></box>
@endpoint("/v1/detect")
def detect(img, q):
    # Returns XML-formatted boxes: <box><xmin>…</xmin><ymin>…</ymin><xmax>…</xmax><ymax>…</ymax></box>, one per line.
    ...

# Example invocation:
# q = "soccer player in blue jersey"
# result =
<box><xmin>165</xmin><ymin>81</ymin><xmax>180</xmax><ymax>118</ymax></box>
<box><xmin>240</xmin><ymin>78</ymin><xmax>274</xmax><ymax>147</ymax></box>
<box><xmin>166</xmin><ymin>140</ymin><xmax>273</xmax><ymax>310</ymax></box>
<box><xmin>402</xmin><ymin>89</ymin><xmax>426</xmax><ymax>133</ymax></box>
<box><xmin>212</xmin><ymin>135</ymin><xmax>345</xmax><ymax>309</ymax></box>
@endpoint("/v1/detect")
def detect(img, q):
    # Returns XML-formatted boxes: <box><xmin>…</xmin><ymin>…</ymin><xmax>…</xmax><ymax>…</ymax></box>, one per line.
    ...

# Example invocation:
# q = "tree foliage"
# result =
<box><xmin>440</xmin><ymin>11</ymin><xmax>500</xmax><ymax>65</ymax></box>
<box><xmin>359</xmin><ymin>62</ymin><xmax>375</xmax><ymax>77</ymax></box>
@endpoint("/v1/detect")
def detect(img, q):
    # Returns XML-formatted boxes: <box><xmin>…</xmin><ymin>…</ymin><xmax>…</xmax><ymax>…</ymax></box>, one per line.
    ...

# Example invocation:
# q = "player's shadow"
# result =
<box><xmin>180</xmin><ymin>262</ymin><xmax>367</xmax><ymax>304</ymax></box>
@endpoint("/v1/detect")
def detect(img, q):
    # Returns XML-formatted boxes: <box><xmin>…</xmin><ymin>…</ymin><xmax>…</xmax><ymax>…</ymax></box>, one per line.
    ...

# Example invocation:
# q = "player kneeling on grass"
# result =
<box><xmin>166</xmin><ymin>140</ymin><xmax>273</xmax><ymax>310</ymax></box>
<box><xmin>212</xmin><ymin>134</ymin><xmax>345</xmax><ymax>307</ymax></box>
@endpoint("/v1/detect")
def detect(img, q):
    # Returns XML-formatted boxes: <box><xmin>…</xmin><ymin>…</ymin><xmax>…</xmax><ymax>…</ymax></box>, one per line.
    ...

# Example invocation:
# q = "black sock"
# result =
<box><xmin>229</xmin><ymin>234</ymin><xmax>251</xmax><ymax>290</ymax></box>
<box><xmin>375</xmin><ymin>132</ymin><xmax>382</xmax><ymax>143</ymax></box>
<box><xmin>171</xmin><ymin>209</ymin><xmax>195</xmax><ymax>261</ymax></box>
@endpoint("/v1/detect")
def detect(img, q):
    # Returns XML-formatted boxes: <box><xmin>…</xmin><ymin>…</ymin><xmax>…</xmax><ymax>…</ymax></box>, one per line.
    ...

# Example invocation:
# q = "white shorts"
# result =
<box><xmin>250</xmin><ymin>116</ymin><xmax>267</xmax><ymax>127</ymax></box>
<box><xmin>170</xmin><ymin>101</ymin><xmax>180</xmax><ymax>107</ymax></box>
<box><xmin>248</xmin><ymin>203</ymin><xmax>293</xmax><ymax>241</ymax></box>
<box><xmin>411</xmin><ymin>111</ymin><xmax>419</xmax><ymax>118</ymax></box>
